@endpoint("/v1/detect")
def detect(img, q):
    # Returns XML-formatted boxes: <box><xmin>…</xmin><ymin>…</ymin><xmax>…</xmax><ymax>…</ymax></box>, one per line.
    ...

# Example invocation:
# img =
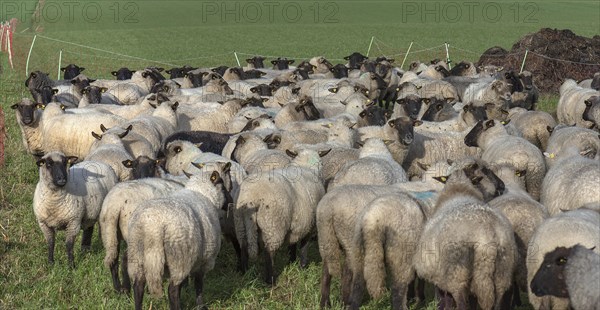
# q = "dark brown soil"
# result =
<box><xmin>478</xmin><ymin>28</ymin><xmax>600</xmax><ymax>94</ymax></box>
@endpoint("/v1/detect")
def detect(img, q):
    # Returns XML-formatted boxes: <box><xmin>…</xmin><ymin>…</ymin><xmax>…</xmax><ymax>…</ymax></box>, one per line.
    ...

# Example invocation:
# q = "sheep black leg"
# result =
<box><xmin>298</xmin><ymin>236</ymin><xmax>310</xmax><ymax>268</ymax></box>
<box><xmin>240</xmin><ymin>243</ymin><xmax>249</xmax><ymax>273</ymax></box>
<box><xmin>193</xmin><ymin>271</ymin><xmax>207</xmax><ymax>310</ymax></box>
<box><xmin>320</xmin><ymin>261</ymin><xmax>332</xmax><ymax>308</ymax></box>
<box><xmin>435</xmin><ymin>287</ymin><xmax>454</xmax><ymax>310</ymax></box>
<box><xmin>168</xmin><ymin>282</ymin><xmax>182</xmax><ymax>310</ymax></box>
<box><xmin>108</xmin><ymin>245</ymin><xmax>121</xmax><ymax>292</ymax></box>
<box><xmin>133</xmin><ymin>278</ymin><xmax>145</xmax><ymax>310</ymax></box>
<box><xmin>453</xmin><ymin>290</ymin><xmax>468</xmax><ymax>310</ymax></box>
<box><xmin>512</xmin><ymin>282</ymin><xmax>522</xmax><ymax>307</ymax></box>
<box><xmin>341</xmin><ymin>264</ymin><xmax>353</xmax><ymax>305</ymax></box>
<box><xmin>416</xmin><ymin>277</ymin><xmax>425</xmax><ymax>304</ymax></box>
<box><xmin>120</xmin><ymin>248</ymin><xmax>131</xmax><ymax>294</ymax></box>
<box><xmin>288</xmin><ymin>244</ymin><xmax>297</xmax><ymax>263</ymax></box>
<box><xmin>467</xmin><ymin>294</ymin><xmax>477</xmax><ymax>310</ymax></box>
<box><xmin>81</xmin><ymin>226</ymin><xmax>93</xmax><ymax>253</ymax></box>
<box><xmin>391</xmin><ymin>281</ymin><xmax>408</xmax><ymax>310</ymax></box>
<box><xmin>348</xmin><ymin>271</ymin><xmax>365</xmax><ymax>310</ymax></box>
<box><xmin>226</xmin><ymin>234</ymin><xmax>243</xmax><ymax>272</ymax></box>
<box><xmin>263</xmin><ymin>250</ymin><xmax>276</xmax><ymax>285</ymax></box>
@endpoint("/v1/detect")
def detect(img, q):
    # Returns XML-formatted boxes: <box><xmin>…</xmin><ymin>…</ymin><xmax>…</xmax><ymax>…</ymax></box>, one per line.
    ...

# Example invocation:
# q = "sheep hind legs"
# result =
<box><xmin>81</xmin><ymin>226</ymin><xmax>94</xmax><ymax>253</ymax></box>
<box><xmin>288</xmin><ymin>236</ymin><xmax>311</xmax><ymax>268</ymax></box>
<box><xmin>168</xmin><ymin>281</ymin><xmax>182</xmax><ymax>310</ymax></box>
<box><xmin>120</xmin><ymin>248</ymin><xmax>131</xmax><ymax>293</ymax></box>
<box><xmin>407</xmin><ymin>276</ymin><xmax>426</xmax><ymax>306</ymax></box>
<box><xmin>133</xmin><ymin>277</ymin><xmax>145</xmax><ymax>310</ymax></box>
<box><xmin>108</xmin><ymin>245</ymin><xmax>122</xmax><ymax>292</ymax></box>
<box><xmin>263</xmin><ymin>249</ymin><xmax>277</xmax><ymax>285</ymax></box>
<box><xmin>193</xmin><ymin>271</ymin><xmax>208</xmax><ymax>310</ymax></box>
<box><xmin>320</xmin><ymin>261</ymin><xmax>332</xmax><ymax>308</ymax></box>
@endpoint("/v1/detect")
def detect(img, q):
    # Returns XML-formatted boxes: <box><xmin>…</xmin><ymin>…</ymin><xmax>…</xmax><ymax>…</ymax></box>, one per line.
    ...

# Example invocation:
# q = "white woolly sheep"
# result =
<box><xmin>558</xmin><ymin>79</ymin><xmax>600</xmax><ymax>128</ymax></box>
<box><xmin>127</xmin><ymin>169</ymin><xmax>226</xmax><ymax>310</ymax></box>
<box><xmin>543</xmin><ymin>124</ymin><xmax>600</xmax><ymax>168</ymax></box>
<box><xmin>34</xmin><ymin>152</ymin><xmax>118</xmax><ymax>268</ymax></box>
<box><xmin>87</xmin><ymin>127</ymin><xmax>135</xmax><ymax>181</ymax></box>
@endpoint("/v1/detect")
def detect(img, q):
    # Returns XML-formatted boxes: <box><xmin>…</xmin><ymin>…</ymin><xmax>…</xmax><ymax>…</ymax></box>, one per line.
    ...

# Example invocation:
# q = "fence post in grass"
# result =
<box><xmin>7</xmin><ymin>26</ymin><xmax>14</xmax><ymax>69</ymax></box>
<box><xmin>520</xmin><ymin>49</ymin><xmax>529</xmax><ymax>74</ymax></box>
<box><xmin>366</xmin><ymin>36</ymin><xmax>375</xmax><ymax>57</ymax></box>
<box><xmin>26</xmin><ymin>35</ymin><xmax>37</xmax><ymax>76</ymax></box>
<box><xmin>0</xmin><ymin>106</ymin><xmax>5</xmax><ymax>167</ymax></box>
<box><xmin>57</xmin><ymin>50</ymin><xmax>63</xmax><ymax>80</ymax></box>
<box><xmin>400</xmin><ymin>41</ymin><xmax>414</xmax><ymax>70</ymax></box>
<box><xmin>234</xmin><ymin>51</ymin><xmax>241</xmax><ymax>67</ymax></box>
<box><xmin>445</xmin><ymin>42</ymin><xmax>451</xmax><ymax>69</ymax></box>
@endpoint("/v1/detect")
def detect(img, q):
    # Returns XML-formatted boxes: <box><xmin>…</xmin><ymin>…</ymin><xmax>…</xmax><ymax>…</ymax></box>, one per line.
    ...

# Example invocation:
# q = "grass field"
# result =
<box><xmin>1</xmin><ymin>1</ymin><xmax>599</xmax><ymax>309</ymax></box>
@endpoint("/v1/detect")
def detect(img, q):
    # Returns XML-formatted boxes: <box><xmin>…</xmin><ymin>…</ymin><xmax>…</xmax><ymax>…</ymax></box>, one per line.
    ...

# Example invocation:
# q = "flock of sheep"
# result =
<box><xmin>11</xmin><ymin>52</ymin><xmax>600</xmax><ymax>310</ymax></box>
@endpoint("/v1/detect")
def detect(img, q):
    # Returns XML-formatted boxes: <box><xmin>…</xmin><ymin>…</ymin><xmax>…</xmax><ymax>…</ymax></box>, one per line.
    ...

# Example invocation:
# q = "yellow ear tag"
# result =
<box><xmin>441</xmin><ymin>176</ymin><xmax>447</xmax><ymax>182</ymax></box>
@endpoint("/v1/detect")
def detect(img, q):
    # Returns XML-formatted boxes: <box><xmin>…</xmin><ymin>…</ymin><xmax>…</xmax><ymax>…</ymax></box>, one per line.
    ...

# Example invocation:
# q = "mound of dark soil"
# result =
<box><xmin>478</xmin><ymin>28</ymin><xmax>600</xmax><ymax>94</ymax></box>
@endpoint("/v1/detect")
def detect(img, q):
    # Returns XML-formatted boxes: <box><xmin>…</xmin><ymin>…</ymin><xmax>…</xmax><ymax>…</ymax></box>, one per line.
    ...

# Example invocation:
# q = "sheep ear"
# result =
<box><xmin>52</xmin><ymin>88</ymin><xmax>59</xmax><ymax>95</ymax></box>
<box><xmin>417</xmin><ymin>162</ymin><xmax>430</xmax><ymax>171</ymax></box>
<box><xmin>433</xmin><ymin>176</ymin><xmax>448</xmax><ymax>184</ymax></box>
<box><xmin>359</xmin><ymin>111</ymin><xmax>366</xmax><ymax>118</ymax></box>
<box><xmin>67</xmin><ymin>156</ymin><xmax>79</xmax><ymax>165</ymax></box>
<box><xmin>171</xmin><ymin>101</ymin><xmax>179</xmax><ymax>111</ymax></box>
<box><xmin>328</xmin><ymin>87</ymin><xmax>338</xmax><ymax>93</ymax></box>
<box><xmin>236</xmin><ymin>136</ymin><xmax>246</xmax><ymax>145</ymax></box>
<box><xmin>100</xmin><ymin>87</ymin><xmax>108</xmax><ymax>93</ymax></box>
<box><xmin>191</xmin><ymin>162</ymin><xmax>205</xmax><ymax>169</ymax></box>
<box><xmin>250</xmin><ymin>87</ymin><xmax>257</xmax><ymax>93</ymax></box>
<box><xmin>515</xmin><ymin>170</ymin><xmax>527</xmax><ymax>177</ymax></box>
<box><xmin>100</xmin><ymin>124</ymin><xmax>108</xmax><ymax>132</ymax></box>
<box><xmin>319</xmin><ymin>149</ymin><xmax>332</xmax><ymax>157</ymax></box>
<box><xmin>383</xmin><ymin>140</ymin><xmax>394</xmax><ymax>145</ymax></box>
<box><xmin>501</xmin><ymin>119</ymin><xmax>511</xmax><ymax>126</ymax></box>
<box><xmin>355</xmin><ymin>141</ymin><xmax>365</xmax><ymax>148</ymax></box>
<box><xmin>122</xmin><ymin>160</ymin><xmax>133</xmax><ymax>168</ymax></box>
<box><xmin>485</xmin><ymin>120</ymin><xmax>495</xmax><ymax>129</ymax></box>
<box><xmin>10</xmin><ymin>103</ymin><xmax>18</xmax><ymax>109</ymax></box>
<box><xmin>543</xmin><ymin>152</ymin><xmax>555</xmax><ymax>159</ymax></box>
<box><xmin>60</xmin><ymin>67</ymin><xmax>66</xmax><ymax>72</ymax></box>
<box><xmin>111</xmin><ymin>71</ymin><xmax>118</xmax><ymax>76</ymax></box>
<box><xmin>36</xmin><ymin>159</ymin><xmax>45</xmax><ymax>167</ymax></box>
<box><xmin>91</xmin><ymin>132</ymin><xmax>102</xmax><ymax>140</ymax></box>
<box><xmin>471</xmin><ymin>176</ymin><xmax>483</xmax><ymax>184</ymax></box>
<box><xmin>285</xmin><ymin>150</ymin><xmax>298</xmax><ymax>158</ymax></box>
<box><xmin>413</xmin><ymin>120</ymin><xmax>423</xmax><ymax>127</ymax></box>
<box><xmin>60</xmin><ymin>104</ymin><xmax>66</xmax><ymax>111</ymax></box>
<box><xmin>446</xmin><ymin>97</ymin><xmax>454</xmax><ymax>104</ymax></box>
<box><xmin>182</xmin><ymin>170</ymin><xmax>193</xmax><ymax>179</ymax></box>
<box><xmin>422</xmin><ymin>98</ymin><xmax>430</xmax><ymax>104</ymax></box>
<box><xmin>546</xmin><ymin>126</ymin><xmax>554</xmax><ymax>133</ymax></box>
<box><xmin>222</xmin><ymin>162</ymin><xmax>232</xmax><ymax>173</ymax></box>
<box><xmin>340</xmin><ymin>100</ymin><xmax>348</xmax><ymax>106</ymax></box>
<box><xmin>194</xmin><ymin>143</ymin><xmax>204</xmax><ymax>150</ymax></box>
<box><xmin>271</xmin><ymin>60</ymin><xmax>278</xmax><ymax>65</ymax></box>
<box><xmin>287</xmin><ymin>60</ymin><xmax>295</xmax><ymax>65</ymax></box>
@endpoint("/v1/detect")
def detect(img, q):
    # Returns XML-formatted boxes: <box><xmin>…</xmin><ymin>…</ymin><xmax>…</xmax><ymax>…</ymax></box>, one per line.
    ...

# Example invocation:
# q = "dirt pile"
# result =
<box><xmin>478</xmin><ymin>28</ymin><xmax>600</xmax><ymax>94</ymax></box>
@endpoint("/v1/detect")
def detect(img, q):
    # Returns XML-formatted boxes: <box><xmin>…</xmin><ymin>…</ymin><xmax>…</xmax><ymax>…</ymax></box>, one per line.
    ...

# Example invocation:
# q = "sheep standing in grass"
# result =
<box><xmin>349</xmin><ymin>192</ymin><xmax>424</xmax><ymax>310</ymax></box>
<box><xmin>236</xmin><ymin>149</ymin><xmax>329</xmax><ymax>284</ymax></box>
<box><xmin>557</xmin><ymin>79</ymin><xmax>600</xmax><ymax>128</ymax></box>
<box><xmin>488</xmin><ymin>164</ymin><xmax>549</xmax><ymax>306</ymax></box>
<box><xmin>530</xmin><ymin>244</ymin><xmax>600</xmax><ymax>310</ymax></box>
<box><xmin>127</xmin><ymin>169</ymin><xmax>226</xmax><ymax>310</ymax></box>
<box><xmin>34</xmin><ymin>152</ymin><xmax>118</xmax><ymax>268</ymax></box>
<box><xmin>100</xmin><ymin>175</ymin><xmax>184</xmax><ymax>293</ymax></box>
<box><xmin>414</xmin><ymin>166</ymin><xmax>516</xmax><ymax>310</ymax></box>
<box><xmin>465</xmin><ymin>119</ymin><xmax>546</xmax><ymax>200</ymax></box>
<box><xmin>527</xmin><ymin>209</ymin><xmax>600</xmax><ymax>310</ymax></box>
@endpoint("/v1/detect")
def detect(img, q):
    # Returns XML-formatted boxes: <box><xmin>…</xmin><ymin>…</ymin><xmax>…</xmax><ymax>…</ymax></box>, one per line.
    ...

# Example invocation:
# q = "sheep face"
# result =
<box><xmin>464</xmin><ymin>164</ymin><xmax>506</xmax><ymax>202</ymax></box>
<box><xmin>502</xmin><ymin>71</ymin><xmax>523</xmax><ymax>93</ymax></box>
<box><xmin>24</xmin><ymin>71</ymin><xmax>49</xmax><ymax>88</ymax></box>
<box><xmin>360</xmin><ymin>60</ymin><xmax>377</xmax><ymax>74</ymax></box>
<box><xmin>465</xmin><ymin>120</ymin><xmax>488</xmax><ymax>147</ymax></box>
<box><xmin>183</xmin><ymin>71</ymin><xmax>205</xmax><ymax>88</ymax></box>
<box><xmin>242</xmin><ymin>69</ymin><xmax>267</xmax><ymax>79</ymax></box>
<box><xmin>122</xmin><ymin>156</ymin><xmax>160</xmax><ymax>179</ymax></box>
<box><xmin>224</xmin><ymin>67</ymin><xmax>244</xmax><ymax>80</ymax></box>
<box><xmin>211</xmin><ymin>66</ymin><xmax>229</xmax><ymax>77</ymax></box>
<box><xmin>518</xmin><ymin>71</ymin><xmax>535</xmax><ymax>91</ymax></box>
<box><xmin>70</xmin><ymin>75</ymin><xmax>94</xmax><ymax>94</ymax></box>
<box><xmin>11</xmin><ymin>98</ymin><xmax>38</xmax><ymax>125</ymax></box>
<box><xmin>530</xmin><ymin>246</ymin><xmax>572</xmax><ymax>298</ymax></box>
<box><xmin>241</xmin><ymin>115</ymin><xmax>273</xmax><ymax>132</ymax></box>
<box><xmin>82</xmin><ymin>86</ymin><xmax>108</xmax><ymax>104</ymax></box>
<box><xmin>396</xmin><ymin>95</ymin><xmax>424</xmax><ymax>120</ymax></box>
<box><xmin>243</xmin><ymin>97</ymin><xmax>268</xmax><ymax>108</ymax></box>
<box><xmin>462</xmin><ymin>104</ymin><xmax>488</xmax><ymax>124</ymax></box>
<box><xmin>250</xmin><ymin>84</ymin><xmax>273</xmax><ymax>96</ymax></box>
<box><xmin>344</xmin><ymin>52</ymin><xmax>368</xmax><ymax>70</ymax></box>
<box><xmin>246</xmin><ymin>56</ymin><xmax>266</xmax><ymax>69</ymax></box>
<box><xmin>449</xmin><ymin>61</ymin><xmax>477</xmax><ymax>77</ymax></box>
<box><xmin>271</xmin><ymin>57</ymin><xmax>295</xmax><ymax>70</ymax></box>
<box><xmin>150</xmin><ymin>80</ymin><xmax>181</xmax><ymax>94</ymax></box>
<box><xmin>111</xmin><ymin>67</ymin><xmax>134</xmax><ymax>80</ymax></box>
<box><xmin>295</xmin><ymin>97</ymin><xmax>321</xmax><ymax>121</ymax></box>
<box><xmin>420</xmin><ymin>98</ymin><xmax>454</xmax><ymax>122</ymax></box>
<box><xmin>583</xmin><ymin>96</ymin><xmax>600</xmax><ymax>127</ymax></box>
<box><xmin>388</xmin><ymin>117</ymin><xmax>421</xmax><ymax>146</ymax></box>
<box><xmin>359</xmin><ymin>105</ymin><xmax>389</xmax><ymax>126</ymax></box>
<box><xmin>330</xmin><ymin>64</ymin><xmax>349</xmax><ymax>79</ymax></box>
<box><xmin>36</xmin><ymin>152</ymin><xmax>78</xmax><ymax>188</ymax></box>
<box><xmin>434</xmin><ymin>65</ymin><xmax>450</xmax><ymax>78</ymax></box>
<box><xmin>32</xmin><ymin>86</ymin><xmax>58</xmax><ymax>105</ymax></box>
<box><xmin>165</xmin><ymin>65</ymin><xmax>197</xmax><ymax>79</ymax></box>
<box><xmin>60</xmin><ymin>64</ymin><xmax>85</xmax><ymax>80</ymax></box>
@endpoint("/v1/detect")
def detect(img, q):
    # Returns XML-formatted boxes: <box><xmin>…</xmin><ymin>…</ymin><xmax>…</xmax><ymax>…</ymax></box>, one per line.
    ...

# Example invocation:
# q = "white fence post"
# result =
<box><xmin>400</xmin><ymin>42</ymin><xmax>414</xmax><ymax>70</ymax></box>
<box><xmin>26</xmin><ymin>35</ymin><xmax>38</xmax><ymax>76</ymax></box>
<box><xmin>520</xmin><ymin>49</ymin><xmax>529</xmax><ymax>74</ymax></box>
<box><xmin>366</xmin><ymin>36</ymin><xmax>375</xmax><ymax>57</ymax></box>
